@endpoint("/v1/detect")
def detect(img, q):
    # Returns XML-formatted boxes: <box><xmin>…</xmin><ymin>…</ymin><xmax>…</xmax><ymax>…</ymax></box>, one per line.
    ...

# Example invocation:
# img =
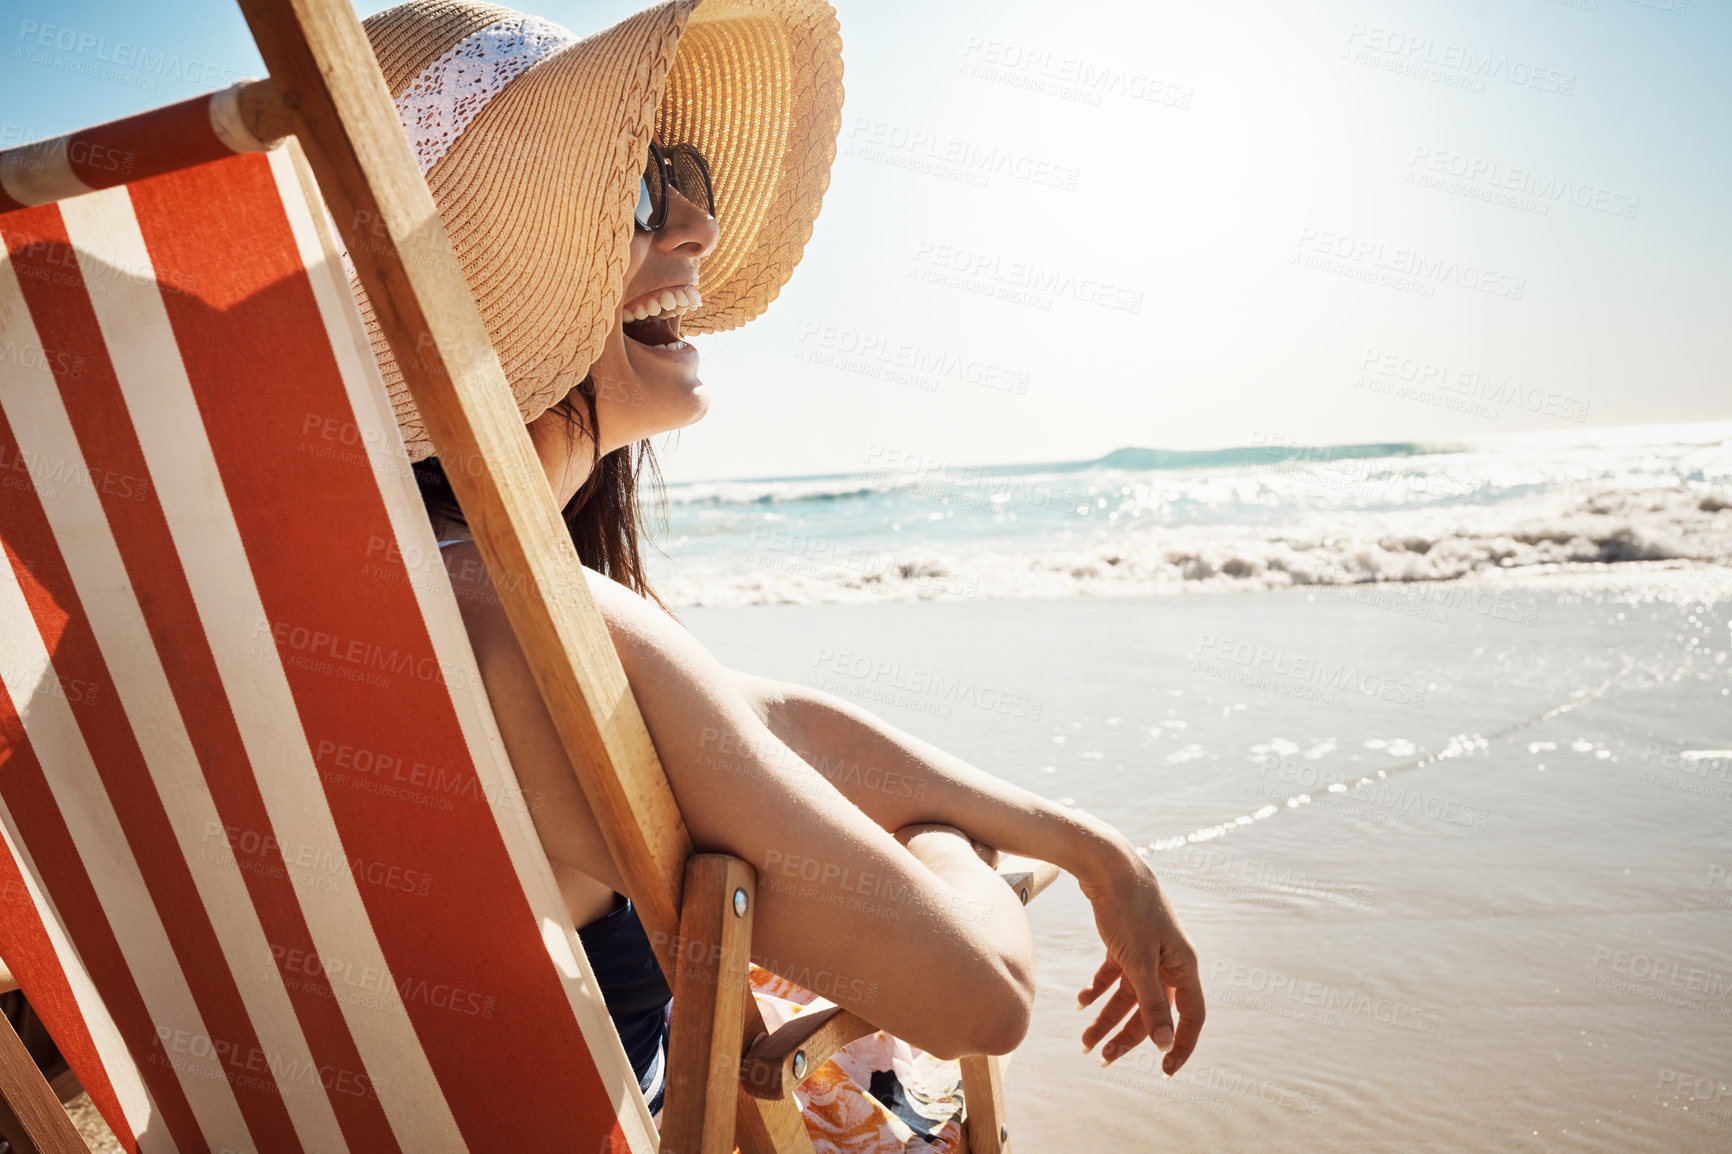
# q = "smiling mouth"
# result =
<box><xmin>622</xmin><ymin>285</ymin><xmax>701</xmax><ymax>348</ymax></box>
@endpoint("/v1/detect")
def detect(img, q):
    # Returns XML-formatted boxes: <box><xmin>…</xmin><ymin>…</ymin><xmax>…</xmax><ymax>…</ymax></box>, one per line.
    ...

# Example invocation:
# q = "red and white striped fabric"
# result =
<box><xmin>0</xmin><ymin>143</ymin><xmax>656</xmax><ymax>1154</ymax></box>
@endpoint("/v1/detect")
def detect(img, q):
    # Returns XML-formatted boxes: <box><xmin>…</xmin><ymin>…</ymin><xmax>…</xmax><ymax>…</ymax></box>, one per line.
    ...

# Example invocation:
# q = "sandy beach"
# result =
<box><xmin>683</xmin><ymin>566</ymin><xmax>1732</xmax><ymax>1152</ymax></box>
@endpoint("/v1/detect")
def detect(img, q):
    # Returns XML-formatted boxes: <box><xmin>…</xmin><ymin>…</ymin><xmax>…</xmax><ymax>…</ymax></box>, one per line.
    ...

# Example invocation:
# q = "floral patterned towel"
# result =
<box><xmin>747</xmin><ymin>966</ymin><xmax>967</xmax><ymax>1153</ymax></box>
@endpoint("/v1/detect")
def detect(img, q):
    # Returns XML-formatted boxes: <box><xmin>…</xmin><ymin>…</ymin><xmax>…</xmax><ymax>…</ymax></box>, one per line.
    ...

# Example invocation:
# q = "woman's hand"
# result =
<box><xmin>1074</xmin><ymin>845</ymin><xmax>1205</xmax><ymax>1076</ymax></box>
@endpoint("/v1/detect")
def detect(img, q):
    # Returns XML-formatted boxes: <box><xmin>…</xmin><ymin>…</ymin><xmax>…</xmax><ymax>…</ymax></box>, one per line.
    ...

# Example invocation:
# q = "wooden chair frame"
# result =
<box><xmin>0</xmin><ymin>1</ymin><xmax>1059</xmax><ymax>1151</ymax></box>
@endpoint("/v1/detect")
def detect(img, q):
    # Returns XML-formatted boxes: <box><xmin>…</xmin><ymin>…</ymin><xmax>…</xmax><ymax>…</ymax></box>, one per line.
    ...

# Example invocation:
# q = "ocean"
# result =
<box><xmin>648</xmin><ymin>421</ymin><xmax>1732</xmax><ymax>607</ymax></box>
<box><xmin>668</xmin><ymin>421</ymin><xmax>1732</xmax><ymax>1152</ymax></box>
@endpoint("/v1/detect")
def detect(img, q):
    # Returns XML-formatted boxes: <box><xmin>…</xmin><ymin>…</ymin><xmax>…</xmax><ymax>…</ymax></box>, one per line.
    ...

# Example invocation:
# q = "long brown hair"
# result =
<box><xmin>411</xmin><ymin>375</ymin><xmax>668</xmax><ymax>608</ymax></box>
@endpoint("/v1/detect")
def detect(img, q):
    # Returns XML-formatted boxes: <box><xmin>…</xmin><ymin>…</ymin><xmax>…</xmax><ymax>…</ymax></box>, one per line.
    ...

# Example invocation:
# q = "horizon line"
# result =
<box><xmin>661</xmin><ymin>416</ymin><xmax>1732</xmax><ymax>488</ymax></box>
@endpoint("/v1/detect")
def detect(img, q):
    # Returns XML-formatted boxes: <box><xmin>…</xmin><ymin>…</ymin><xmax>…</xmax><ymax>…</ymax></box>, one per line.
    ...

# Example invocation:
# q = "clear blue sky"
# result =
<box><xmin>5</xmin><ymin>0</ymin><xmax>1728</xmax><ymax>481</ymax></box>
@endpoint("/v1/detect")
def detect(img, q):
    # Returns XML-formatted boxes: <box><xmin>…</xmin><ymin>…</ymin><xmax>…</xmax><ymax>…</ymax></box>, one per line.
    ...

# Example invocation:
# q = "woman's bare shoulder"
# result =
<box><xmin>436</xmin><ymin>542</ymin><xmax>666</xmax><ymax>655</ymax></box>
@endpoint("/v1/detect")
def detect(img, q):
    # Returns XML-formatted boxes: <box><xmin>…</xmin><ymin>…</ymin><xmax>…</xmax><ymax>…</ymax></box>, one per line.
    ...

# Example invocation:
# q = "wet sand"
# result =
<box><xmin>684</xmin><ymin>570</ymin><xmax>1732</xmax><ymax>1152</ymax></box>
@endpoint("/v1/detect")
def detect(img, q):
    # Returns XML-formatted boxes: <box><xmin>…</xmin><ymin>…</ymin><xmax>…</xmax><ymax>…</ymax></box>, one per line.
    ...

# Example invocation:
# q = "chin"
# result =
<box><xmin>656</xmin><ymin>378</ymin><xmax>710</xmax><ymax>433</ymax></box>
<box><xmin>680</xmin><ymin>383</ymin><xmax>711</xmax><ymax>427</ymax></box>
<box><xmin>594</xmin><ymin>324</ymin><xmax>710</xmax><ymax>436</ymax></box>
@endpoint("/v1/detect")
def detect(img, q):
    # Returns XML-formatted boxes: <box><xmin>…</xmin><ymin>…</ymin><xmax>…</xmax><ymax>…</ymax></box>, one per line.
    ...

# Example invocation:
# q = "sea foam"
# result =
<box><xmin>650</xmin><ymin>425</ymin><xmax>1732</xmax><ymax>607</ymax></box>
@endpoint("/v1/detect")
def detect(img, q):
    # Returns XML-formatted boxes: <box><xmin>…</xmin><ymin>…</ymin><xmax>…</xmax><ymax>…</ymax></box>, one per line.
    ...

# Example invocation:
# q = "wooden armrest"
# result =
<box><xmin>996</xmin><ymin>855</ymin><xmax>1061</xmax><ymax>906</ymax></box>
<box><xmin>739</xmin><ymin>1003</ymin><xmax>874</xmax><ymax>1100</ymax></box>
<box><xmin>739</xmin><ymin>858</ymin><xmax>1061</xmax><ymax>1099</ymax></box>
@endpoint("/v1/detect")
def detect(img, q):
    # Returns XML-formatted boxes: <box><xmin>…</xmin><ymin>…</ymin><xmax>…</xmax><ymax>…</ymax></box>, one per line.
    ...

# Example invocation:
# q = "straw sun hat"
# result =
<box><xmin>355</xmin><ymin>0</ymin><xmax>845</xmax><ymax>463</ymax></box>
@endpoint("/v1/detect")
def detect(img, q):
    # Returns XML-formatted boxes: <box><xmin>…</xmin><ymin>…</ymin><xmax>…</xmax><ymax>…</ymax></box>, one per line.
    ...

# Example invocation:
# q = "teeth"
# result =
<box><xmin>625</xmin><ymin>286</ymin><xmax>703</xmax><ymax>323</ymax></box>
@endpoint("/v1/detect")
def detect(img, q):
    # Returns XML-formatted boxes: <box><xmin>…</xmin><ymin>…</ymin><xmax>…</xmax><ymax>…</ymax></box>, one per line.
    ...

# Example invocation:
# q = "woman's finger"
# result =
<box><xmin>1076</xmin><ymin>958</ymin><xmax>1121</xmax><ymax>1009</ymax></box>
<box><xmin>1162</xmin><ymin>974</ymin><xmax>1208</xmax><ymax>1076</ymax></box>
<box><xmin>1081</xmin><ymin>979</ymin><xmax>1138</xmax><ymax>1053</ymax></box>
<box><xmin>1127</xmin><ymin>961</ymin><xmax>1177</xmax><ymax>1053</ymax></box>
<box><xmin>1099</xmin><ymin>1011</ymin><xmax>1151</xmax><ymax>1066</ymax></box>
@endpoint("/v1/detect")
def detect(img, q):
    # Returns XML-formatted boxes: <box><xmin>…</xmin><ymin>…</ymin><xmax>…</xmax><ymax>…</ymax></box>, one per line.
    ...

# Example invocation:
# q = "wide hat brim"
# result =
<box><xmin>357</xmin><ymin>0</ymin><xmax>844</xmax><ymax>463</ymax></box>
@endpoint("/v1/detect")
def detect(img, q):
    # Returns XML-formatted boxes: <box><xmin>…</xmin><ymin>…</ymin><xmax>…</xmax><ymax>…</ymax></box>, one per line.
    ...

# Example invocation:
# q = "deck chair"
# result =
<box><xmin>0</xmin><ymin>1</ymin><xmax>1057</xmax><ymax>1152</ymax></box>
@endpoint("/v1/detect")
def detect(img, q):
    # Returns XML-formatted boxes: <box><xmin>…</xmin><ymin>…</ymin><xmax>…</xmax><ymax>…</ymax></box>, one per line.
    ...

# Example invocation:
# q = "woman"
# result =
<box><xmin>359</xmin><ymin>0</ymin><xmax>1203</xmax><ymax>1127</ymax></box>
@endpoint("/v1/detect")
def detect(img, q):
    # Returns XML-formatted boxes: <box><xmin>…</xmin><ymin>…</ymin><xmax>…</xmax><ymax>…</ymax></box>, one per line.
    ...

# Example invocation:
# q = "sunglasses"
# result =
<box><xmin>635</xmin><ymin>140</ymin><xmax>717</xmax><ymax>231</ymax></box>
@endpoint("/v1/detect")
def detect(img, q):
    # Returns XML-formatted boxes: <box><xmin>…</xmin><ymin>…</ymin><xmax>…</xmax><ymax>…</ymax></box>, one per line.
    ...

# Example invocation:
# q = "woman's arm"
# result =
<box><xmin>441</xmin><ymin>545</ymin><xmax>1036</xmax><ymax>1059</ymax></box>
<box><xmin>730</xmin><ymin>672</ymin><xmax>1130</xmax><ymax>878</ymax></box>
<box><xmin>732</xmin><ymin>673</ymin><xmax>1205</xmax><ymax>1074</ymax></box>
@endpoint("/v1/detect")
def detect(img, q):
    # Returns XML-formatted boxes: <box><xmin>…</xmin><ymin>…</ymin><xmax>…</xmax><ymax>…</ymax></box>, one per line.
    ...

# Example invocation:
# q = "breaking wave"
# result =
<box><xmin>649</xmin><ymin>425</ymin><xmax>1732</xmax><ymax>607</ymax></box>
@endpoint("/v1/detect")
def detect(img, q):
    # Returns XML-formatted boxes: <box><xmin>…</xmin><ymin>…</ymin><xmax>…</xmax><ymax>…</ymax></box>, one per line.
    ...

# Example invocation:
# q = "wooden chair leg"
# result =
<box><xmin>959</xmin><ymin>1053</ymin><xmax>1009</xmax><ymax>1154</ymax></box>
<box><xmin>656</xmin><ymin>856</ymin><xmax>813</xmax><ymax>1154</ymax></box>
<box><xmin>733</xmin><ymin>1087</ymin><xmax>815</xmax><ymax>1154</ymax></box>
<box><xmin>663</xmin><ymin>855</ymin><xmax>757</xmax><ymax>1154</ymax></box>
<box><xmin>0</xmin><ymin>1014</ymin><xmax>88</xmax><ymax>1154</ymax></box>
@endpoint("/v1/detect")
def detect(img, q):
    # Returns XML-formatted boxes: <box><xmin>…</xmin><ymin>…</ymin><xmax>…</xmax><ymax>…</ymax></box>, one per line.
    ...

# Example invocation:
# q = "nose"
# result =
<box><xmin>656</xmin><ymin>185</ymin><xmax>720</xmax><ymax>260</ymax></box>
